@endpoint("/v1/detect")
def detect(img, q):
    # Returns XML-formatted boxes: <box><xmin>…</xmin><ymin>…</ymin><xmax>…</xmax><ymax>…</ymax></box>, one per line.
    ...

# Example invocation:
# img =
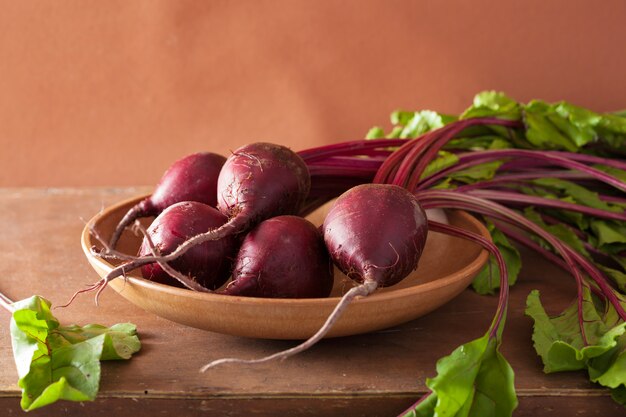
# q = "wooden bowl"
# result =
<box><xmin>81</xmin><ymin>195</ymin><xmax>490</xmax><ymax>340</ymax></box>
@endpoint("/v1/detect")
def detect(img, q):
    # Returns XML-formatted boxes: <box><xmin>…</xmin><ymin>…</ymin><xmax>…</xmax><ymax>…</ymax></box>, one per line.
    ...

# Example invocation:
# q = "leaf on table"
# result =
<box><xmin>472</xmin><ymin>221</ymin><xmax>521</xmax><ymax>295</ymax></box>
<box><xmin>9</xmin><ymin>295</ymin><xmax>141</xmax><ymax>411</ymax></box>
<box><xmin>54</xmin><ymin>323</ymin><xmax>141</xmax><ymax>360</ymax></box>
<box><xmin>587</xmin><ymin>331</ymin><xmax>626</xmax><ymax>388</ymax></box>
<box><xmin>611</xmin><ymin>386</ymin><xmax>626</xmax><ymax>406</ymax></box>
<box><xmin>525</xmin><ymin>288</ymin><xmax>626</xmax><ymax>373</ymax></box>
<box><xmin>402</xmin><ymin>333</ymin><xmax>517</xmax><ymax>417</ymax></box>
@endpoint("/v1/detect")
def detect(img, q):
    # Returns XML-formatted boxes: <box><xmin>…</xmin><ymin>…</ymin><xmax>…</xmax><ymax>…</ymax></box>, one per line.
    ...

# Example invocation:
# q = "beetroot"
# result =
<box><xmin>138</xmin><ymin>201</ymin><xmax>237</xmax><ymax>291</ymax></box>
<box><xmin>222</xmin><ymin>215</ymin><xmax>333</xmax><ymax>298</ymax></box>
<box><xmin>97</xmin><ymin>142</ymin><xmax>310</xmax><ymax>289</ymax></box>
<box><xmin>216</xmin><ymin>142</ymin><xmax>311</xmax><ymax>232</ymax></box>
<box><xmin>323</xmin><ymin>183</ymin><xmax>428</xmax><ymax>288</ymax></box>
<box><xmin>200</xmin><ymin>183</ymin><xmax>428</xmax><ymax>370</ymax></box>
<box><xmin>109</xmin><ymin>152</ymin><xmax>226</xmax><ymax>248</ymax></box>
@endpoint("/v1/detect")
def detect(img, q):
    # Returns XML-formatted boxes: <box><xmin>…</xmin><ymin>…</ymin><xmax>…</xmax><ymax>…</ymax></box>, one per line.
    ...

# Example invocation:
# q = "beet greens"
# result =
<box><xmin>295</xmin><ymin>91</ymin><xmax>626</xmax><ymax>414</ymax></box>
<box><xmin>0</xmin><ymin>290</ymin><xmax>140</xmax><ymax>412</ymax></box>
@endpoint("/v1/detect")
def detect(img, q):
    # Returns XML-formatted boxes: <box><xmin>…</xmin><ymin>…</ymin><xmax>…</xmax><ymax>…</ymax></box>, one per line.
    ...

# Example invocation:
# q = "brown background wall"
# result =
<box><xmin>1</xmin><ymin>0</ymin><xmax>625</xmax><ymax>187</ymax></box>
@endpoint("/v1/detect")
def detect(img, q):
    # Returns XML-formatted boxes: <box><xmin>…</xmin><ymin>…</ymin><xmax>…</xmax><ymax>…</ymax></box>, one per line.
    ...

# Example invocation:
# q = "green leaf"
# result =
<box><xmin>590</xmin><ymin>220</ymin><xmax>626</xmax><ymax>249</ymax></box>
<box><xmin>391</xmin><ymin>110</ymin><xmax>418</xmax><ymax>126</ymax></box>
<box><xmin>406</xmin><ymin>334</ymin><xmax>517</xmax><ymax>417</ymax></box>
<box><xmin>365</xmin><ymin>126</ymin><xmax>385</xmax><ymax>139</ymax></box>
<box><xmin>448</xmin><ymin>160</ymin><xmax>503</xmax><ymax>185</ymax></box>
<box><xmin>523</xmin><ymin>206</ymin><xmax>626</xmax><ymax>291</ymax></box>
<box><xmin>524</xmin><ymin>102</ymin><xmax>580</xmax><ymax>152</ymax></box>
<box><xmin>421</xmin><ymin>151</ymin><xmax>460</xmax><ymax>181</ymax></box>
<box><xmin>368</xmin><ymin>109</ymin><xmax>458</xmax><ymax>140</ymax></box>
<box><xmin>551</xmin><ymin>102</ymin><xmax>599</xmax><ymax>147</ymax></box>
<box><xmin>473</xmin><ymin>91</ymin><xmax>516</xmax><ymax>108</ymax></box>
<box><xmin>9</xmin><ymin>295</ymin><xmax>141</xmax><ymax>411</ymax></box>
<box><xmin>19</xmin><ymin>337</ymin><xmax>103</xmax><ymax>410</ymax></box>
<box><xmin>525</xmin><ymin>289</ymin><xmax>626</xmax><ymax>373</ymax></box>
<box><xmin>531</xmin><ymin>178</ymin><xmax>619</xmax><ymax>212</ymax></box>
<box><xmin>460</xmin><ymin>91</ymin><xmax>521</xmax><ymax>121</ymax></box>
<box><xmin>416</xmin><ymin>152</ymin><xmax>504</xmax><ymax>191</ymax></box>
<box><xmin>472</xmin><ymin>221</ymin><xmax>521</xmax><ymax>295</ymax></box>
<box><xmin>520</xmin><ymin>99</ymin><xmax>626</xmax><ymax>153</ymax></box>
<box><xmin>600</xmin><ymin>266</ymin><xmax>626</xmax><ymax>292</ymax></box>
<box><xmin>402</xmin><ymin>392</ymin><xmax>437</xmax><ymax>417</ymax></box>
<box><xmin>523</xmin><ymin>207</ymin><xmax>590</xmax><ymax>258</ymax></box>
<box><xmin>10</xmin><ymin>297</ymin><xmax>58</xmax><ymax>378</ymax></box>
<box><xmin>395</xmin><ymin>110</ymin><xmax>457</xmax><ymax>139</ymax></box>
<box><xmin>54</xmin><ymin>323</ymin><xmax>141</xmax><ymax>360</ymax></box>
<box><xmin>593</xmin><ymin>165</ymin><xmax>626</xmax><ymax>184</ymax></box>
<box><xmin>447</xmin><ymin>136</ymin><xmax>513</xmax><ymax>151</ymax></box>
<box><xmin>369</xmin><ymin>90</ymin><xmax>626</xmax><ymax>154</ymax></box>
<box><xmin>599</xmin><ymin>113</ymin><xmax>626</xmax><ymax>133</ymax></box>
<box><xmin>611</xmin><ymin>386</ymin><xmax>626</xmax><ymax>405</ymax></box>
<box><xmin>588</xmin><ymin>333</ymin><xmax>626</xmax><ymax>388</ymax></box>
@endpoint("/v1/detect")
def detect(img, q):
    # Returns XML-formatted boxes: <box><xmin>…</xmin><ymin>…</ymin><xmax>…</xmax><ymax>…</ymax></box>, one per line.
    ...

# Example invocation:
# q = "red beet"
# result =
<box><xmin>125</xmin><ymin>143</ymin><xmax>309</xmax><ymax>265</ymax></box>
<box><xmin>109</xmin><ymin>152</ymin><xmax>226</xmax><ymax>248</ymax></box>
<box><xmin>216</xmin><ymin>142</ymin><xmax>311</xmax><ymax>231</ymax></box>
<box><xmin>323</xmin><ymin>183</ymin><xmax>428</xmax><ymax>288</ymax></box>
<box><xmin>96</xmin><ymin>142</ymin><xmax>311</xmax><ymax>298</ymax></box>
<box><xmin>222</xmin><ymin>215</ymin><xmax>333</xmax><ymax>298</ymax></box>
<box><xmin>138</xmin><ymin>201</ymin><xmax>237</xmax><ymax>290</ymax></box>
<box><xmin>200</xmin><ymin>184</ymin><xmax>428</xmax><ymax>370</ymax></box>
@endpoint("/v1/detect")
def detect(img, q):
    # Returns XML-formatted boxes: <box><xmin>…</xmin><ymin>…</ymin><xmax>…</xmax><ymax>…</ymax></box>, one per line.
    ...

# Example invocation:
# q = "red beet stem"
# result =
<box><xmin>109</xmin><ymin>199</ymin><xmax>156</xmax><ymax>248</ymax></box>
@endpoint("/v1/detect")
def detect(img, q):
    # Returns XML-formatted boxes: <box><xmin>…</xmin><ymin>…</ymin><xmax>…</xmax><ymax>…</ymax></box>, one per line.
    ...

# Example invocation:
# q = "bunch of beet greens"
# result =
<box><xmin>80</xmin><ymin>91</ymin><xmax>626</xmax><ymax>416</ymax></box>
<box><xmin>299</xmin><ymin>91</ymin><xmax>626</xmax><ymax>415</ymax></box>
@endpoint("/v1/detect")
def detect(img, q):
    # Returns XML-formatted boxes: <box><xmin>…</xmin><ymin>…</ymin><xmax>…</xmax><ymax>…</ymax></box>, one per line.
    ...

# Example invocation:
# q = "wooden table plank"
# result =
<box><xmin>0</xmin><ymin>188</ymin><xmax>624</xmax><ymax>416</ymax></box>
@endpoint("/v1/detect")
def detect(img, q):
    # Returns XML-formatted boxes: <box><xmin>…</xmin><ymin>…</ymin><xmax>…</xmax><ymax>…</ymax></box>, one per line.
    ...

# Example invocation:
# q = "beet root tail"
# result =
<box><xmin>199</xmin><ymin>280</ymin><xmax>378</xmax><ymax>372</ymax></box>
<box><xmin>57</xmin><ymin>279</ymin><xmax>106</xmax><ymax>308</ymax></box>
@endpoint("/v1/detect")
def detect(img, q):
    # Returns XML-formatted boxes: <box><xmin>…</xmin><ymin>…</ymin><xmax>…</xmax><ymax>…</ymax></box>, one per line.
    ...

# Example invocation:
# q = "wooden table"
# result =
<box><xmin>0</xmin><ymin>188</ymin><xmax>624</xmax><ymax>416</ymax></box>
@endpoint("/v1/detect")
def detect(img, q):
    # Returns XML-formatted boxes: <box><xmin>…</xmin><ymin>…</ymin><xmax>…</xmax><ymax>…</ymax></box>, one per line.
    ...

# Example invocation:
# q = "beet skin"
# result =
<box><xmin>223</xmin><ymin>215</ymin><xmax>333</xmax><ymax>298</ymax></box>
<box><xmin>138</xmin><ymin>201</ymin><xmax>237</xmax><ymax>290</ymax></box>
